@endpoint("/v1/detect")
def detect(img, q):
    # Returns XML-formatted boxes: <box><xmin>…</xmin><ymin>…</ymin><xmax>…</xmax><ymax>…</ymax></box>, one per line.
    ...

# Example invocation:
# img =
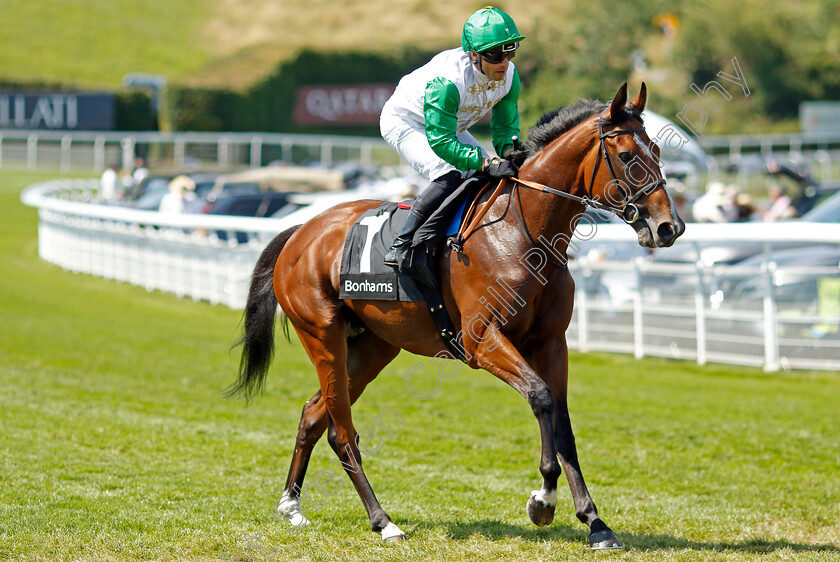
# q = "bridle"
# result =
<box><xmin>513</xmin><ymin>121</ymin><xmax>667</xmax><ymax>225</ymax></box>
<box><xmin>452</xmin><ymin>118</ymin><xmax>669</xmax><ymax>262</ymax></box>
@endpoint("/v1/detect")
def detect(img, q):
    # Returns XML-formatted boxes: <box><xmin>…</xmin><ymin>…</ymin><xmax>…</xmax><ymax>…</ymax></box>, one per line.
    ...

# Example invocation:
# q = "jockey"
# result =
<box><xmin>380</xmin><ymin>6</ymin><xmax>525</xmax><ymax>269</ymax></box>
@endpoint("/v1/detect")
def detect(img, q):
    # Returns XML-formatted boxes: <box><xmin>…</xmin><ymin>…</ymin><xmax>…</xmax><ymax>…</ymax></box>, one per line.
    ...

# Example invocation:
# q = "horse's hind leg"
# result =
<box><xmin>280</xmin><ymin>324</ymin><xmax>403</xmax><ymax>541</ymax></box>
<box><xmin>278</xmin><ymin>330</ymin><xmax>399</xmax><ymax>526</ymax></box>
<box><xmin>276</xmin><ymin>388</ymin><xmax>325</xmax><ymax>527</ymax></box>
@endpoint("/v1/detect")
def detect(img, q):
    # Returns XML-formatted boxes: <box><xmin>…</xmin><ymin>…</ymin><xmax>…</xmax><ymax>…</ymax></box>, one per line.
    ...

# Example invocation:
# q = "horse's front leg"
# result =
<box><xmin>532</xmin><ymin>338</ymin><xmax>623</xmax><ymax>550</ymax></box>
<box><xmin>471</xmin><ymin>333</ymin><xmax>562</xmax><ymax>529</ymax></box>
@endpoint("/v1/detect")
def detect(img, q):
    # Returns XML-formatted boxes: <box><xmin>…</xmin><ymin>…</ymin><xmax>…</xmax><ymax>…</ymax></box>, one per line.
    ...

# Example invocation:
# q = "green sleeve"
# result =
<box><xmin>491</xmin><ymin>68</ymin><xmax>521</xmax><ymax>158</ymax></box>
<box><xmin>424</xmin><ymin>77</ymin><xmax>484</xmax><ymax>172</ymax></box>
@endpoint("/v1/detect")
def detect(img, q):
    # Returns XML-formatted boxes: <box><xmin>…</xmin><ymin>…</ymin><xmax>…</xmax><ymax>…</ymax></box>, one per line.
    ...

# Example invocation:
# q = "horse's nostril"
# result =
<box><xmin>657</xmin><ymin>222</ymin><xmax>675</xmax><ymax>240</ymax></box>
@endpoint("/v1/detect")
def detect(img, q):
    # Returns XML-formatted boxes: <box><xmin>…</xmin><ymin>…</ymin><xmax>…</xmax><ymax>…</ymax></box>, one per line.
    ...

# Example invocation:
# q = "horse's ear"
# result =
<box><xmin>630</xmin><ymin>82</ymin><xmax>647</xmax><ymax>113</ymax></box>
<box><xmin>609</xmin><ymin>82</ymin><xmax>628</xmax><ymax>120</ymax></box>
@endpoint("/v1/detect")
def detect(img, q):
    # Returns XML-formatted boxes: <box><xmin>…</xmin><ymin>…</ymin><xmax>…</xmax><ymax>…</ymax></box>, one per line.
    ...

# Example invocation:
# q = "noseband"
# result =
<box><xmin>514</xmin><ymin>122</ymin><xmax>667</xmax><ymax>224</ymax></box>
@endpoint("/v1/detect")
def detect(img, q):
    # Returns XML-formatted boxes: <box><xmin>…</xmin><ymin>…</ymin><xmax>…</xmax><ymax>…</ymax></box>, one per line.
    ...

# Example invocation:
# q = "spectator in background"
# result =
<box><xmin>691</xmin><ymin>181</ymin><xmax>737</xmax><ymax>223</ymax></box>
<box><xmin>100</xmin><ymin>163</ymin><xmax>119</xmax><ymax>202</ymax></box>
<box><xmin>666</xmin><ymin>179</ymin><xmax>694</xmax><ymax>223</ymax></box>
<box><xmin>132</xmin><ymin>157</ymin><xmax>149</xmax><ymax>186</ymax></box>
<box><xmin>761</xmin><ymin>184</ymin><xmax>796</xmax><ymax>222</ymax></box>
<box><xmin>734</xmin><ymin>193</ymin><xmax>755</xmax><ymax>222</ymax></box>
<box><xmin>120</xmin><ymin>167</ymin><xmax>135</xmax><ymax>195</ymax></box>
<box><xmin>159</xmin><ymin>175</ymin><xmax>196</xmax><ymax>214</ymax></box>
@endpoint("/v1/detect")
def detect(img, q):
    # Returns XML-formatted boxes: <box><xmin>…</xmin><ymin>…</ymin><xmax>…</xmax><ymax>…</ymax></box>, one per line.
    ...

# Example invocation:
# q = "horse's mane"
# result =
<box><xmin>510</xmin><ymin>98</ymin><xmax>643</xmax><ymax>167</ymax></box>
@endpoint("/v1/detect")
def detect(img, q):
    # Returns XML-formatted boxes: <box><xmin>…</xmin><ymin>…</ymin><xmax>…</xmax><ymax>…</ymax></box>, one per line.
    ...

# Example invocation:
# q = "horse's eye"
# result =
<box><xmin>618</xmin><ymin>152</ymin><xmax>632</xmax><ymax>163</ymax></box>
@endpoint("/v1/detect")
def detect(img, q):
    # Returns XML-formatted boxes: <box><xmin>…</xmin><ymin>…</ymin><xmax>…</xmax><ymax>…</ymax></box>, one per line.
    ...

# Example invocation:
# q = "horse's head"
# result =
<box><xmin>588</xmin><ymin>83</ymin><xmax>685</xmax><ymax>248</ymax></box>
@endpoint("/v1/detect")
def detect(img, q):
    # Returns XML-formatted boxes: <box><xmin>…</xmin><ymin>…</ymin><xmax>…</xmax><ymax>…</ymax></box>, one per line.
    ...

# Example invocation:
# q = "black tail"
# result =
<box><xmin>226</xmin><ymin>225</ymin><xmax>302</xmax><ymax>401</ymax></box>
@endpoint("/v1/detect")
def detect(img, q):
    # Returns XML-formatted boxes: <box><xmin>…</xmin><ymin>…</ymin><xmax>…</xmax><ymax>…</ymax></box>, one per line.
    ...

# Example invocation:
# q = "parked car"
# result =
<box><xmin>207</xmin><ymin>165</ymin><xmax>345</xmax><ymax>200</ymax></box>
<box><xmin>127</xmin><ymin>172</ymin><xmax>221</xmax><ymax>211</ymax></box>
<box><xmin>203</xmin><ymin>191</ymin><xmax>301</xmax><ymax>243</ymax></box>
<box><xmin>126</xmin><ymin>174</ymin><xmax>174</xmax><ymax>209</ymax></box>
<box><xmin>202</xmin><ymin>181</ymin><xmax>262</xmax><ymax>205</ymax></box>
<box><xmin>800</xmin><ymin>189</ymin><xmax>840</xmax><ymax>223</ymax></box>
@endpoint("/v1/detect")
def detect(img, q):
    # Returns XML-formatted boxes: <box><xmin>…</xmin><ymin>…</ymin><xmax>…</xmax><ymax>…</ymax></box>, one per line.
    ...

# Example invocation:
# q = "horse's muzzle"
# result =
<box><xmin>654</xmin><ymin>217</ymin><xmax>685</xmax><ymax>247</ymax></box>
<box><xmin>632</xmin><ymin>186</ymin><xmax>686</xmax><ymax>248</ymax></box>
<box><xmin>633</xmin><ymin>212</ymin><xmax>685</xmax><ymax>248</ymax></box>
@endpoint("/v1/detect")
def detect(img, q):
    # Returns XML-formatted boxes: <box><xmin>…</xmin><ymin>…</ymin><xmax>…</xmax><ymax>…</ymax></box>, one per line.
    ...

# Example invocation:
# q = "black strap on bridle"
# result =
<box><xmin>514</xmin><ymin>123</ymin><xmax>666</xmax><ymax>223</ymax></box>
<box><xmin>586</xmin><ymin>124</ymin><xmax>666</xmax><ymax>223</ymax></box>
<box><xmin>509</xmin><ymin>122</ymin><xmax>667</xmax><ymax>264</ymax></box>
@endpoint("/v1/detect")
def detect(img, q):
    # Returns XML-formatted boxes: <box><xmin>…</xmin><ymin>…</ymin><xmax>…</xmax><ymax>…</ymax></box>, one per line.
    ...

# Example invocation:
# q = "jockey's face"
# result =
<box><xmin>470</xmin><ymin>52</ymin><xmax>509</xmax><ymax>81</ymax></box>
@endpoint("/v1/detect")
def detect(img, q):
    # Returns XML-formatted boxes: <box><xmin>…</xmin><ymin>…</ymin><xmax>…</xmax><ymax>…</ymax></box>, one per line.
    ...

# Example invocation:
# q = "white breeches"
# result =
<box><xmin>380</xmin><ymin>112</ymin><xmax>489</xmax><ymax>181</ymax></box>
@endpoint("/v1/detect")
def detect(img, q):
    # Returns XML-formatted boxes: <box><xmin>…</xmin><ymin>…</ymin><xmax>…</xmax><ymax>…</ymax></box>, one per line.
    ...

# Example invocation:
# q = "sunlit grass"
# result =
<box><xmin>0</xmin><ymin>1</ymin><xmax>209</xmax><ymax>88</ymax></box>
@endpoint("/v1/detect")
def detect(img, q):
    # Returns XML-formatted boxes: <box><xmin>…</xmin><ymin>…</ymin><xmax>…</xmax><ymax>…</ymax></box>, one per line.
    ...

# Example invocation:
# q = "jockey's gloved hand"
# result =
<box><xmin>483</xmin><ymin>157</ymin><xmax>518</xmax><ymax>178</ymax></box>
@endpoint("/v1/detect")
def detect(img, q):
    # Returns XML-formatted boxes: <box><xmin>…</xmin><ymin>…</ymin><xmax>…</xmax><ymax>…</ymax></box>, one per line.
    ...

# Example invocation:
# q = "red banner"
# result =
<box><xmin>292</xmin><ymin>84</ymin><xmax>395</xmax><ymax>126</ymax></box>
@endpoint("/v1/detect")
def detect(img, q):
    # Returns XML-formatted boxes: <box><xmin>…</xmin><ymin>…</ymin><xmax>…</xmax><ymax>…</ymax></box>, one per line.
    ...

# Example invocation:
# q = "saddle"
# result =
<box><xmin>339</xmin><ymin>177</ymin><xmax>489</xmax><ymax>360</ymax></box>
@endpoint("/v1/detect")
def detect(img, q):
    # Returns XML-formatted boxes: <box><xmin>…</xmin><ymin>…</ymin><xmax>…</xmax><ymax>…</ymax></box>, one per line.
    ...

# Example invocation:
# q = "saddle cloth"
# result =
<box><xmin>338</xmin><ymin>198</ymin><xmax>469</xmax><ymax>302</ymax></box>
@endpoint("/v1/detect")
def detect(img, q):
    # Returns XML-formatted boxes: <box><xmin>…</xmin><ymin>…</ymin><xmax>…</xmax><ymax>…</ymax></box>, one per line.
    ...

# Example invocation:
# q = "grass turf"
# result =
<box><xmin>0</xmin><ymin>0</ymin><xmax>209</xmax><ymax>88</ymax></box>
<box><xmin>1</xmin><ymin>171</ymin><xmax>838</xmax><ymax>561</ymax></box>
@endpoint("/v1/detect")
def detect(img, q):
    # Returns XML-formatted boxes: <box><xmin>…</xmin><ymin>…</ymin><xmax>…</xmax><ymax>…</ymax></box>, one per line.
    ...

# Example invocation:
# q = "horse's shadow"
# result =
<box><xmin>409</xmin><ymin>519</ymin><xmax>840</xmax><ymax>554</ymax></box>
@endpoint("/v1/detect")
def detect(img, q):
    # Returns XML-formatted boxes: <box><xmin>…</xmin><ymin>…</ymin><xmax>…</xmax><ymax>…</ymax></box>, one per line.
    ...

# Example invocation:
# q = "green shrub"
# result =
<box><xmin>161</xmin><ymin>48</ymin><xmax>437</xmax><ymax>134</ymax></box>
<box><xmin>114</xmin><ymin>90</ymin><xmax>155</xmax><ymax>131</ymax></box>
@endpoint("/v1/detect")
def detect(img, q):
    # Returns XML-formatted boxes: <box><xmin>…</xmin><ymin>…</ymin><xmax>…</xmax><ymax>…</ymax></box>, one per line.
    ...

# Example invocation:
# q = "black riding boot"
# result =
<box><xmin>383</xmin><ymin>210</ymin><xmax>426</xmax><ymax>268</ymax></box>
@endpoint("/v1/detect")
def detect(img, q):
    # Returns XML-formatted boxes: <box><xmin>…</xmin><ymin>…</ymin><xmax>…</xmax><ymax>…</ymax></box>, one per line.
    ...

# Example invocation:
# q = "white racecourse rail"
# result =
<box><xmin>22</xmin><ymin>179</ymin><xmax>840</xmax><ymax>372</ymax></box>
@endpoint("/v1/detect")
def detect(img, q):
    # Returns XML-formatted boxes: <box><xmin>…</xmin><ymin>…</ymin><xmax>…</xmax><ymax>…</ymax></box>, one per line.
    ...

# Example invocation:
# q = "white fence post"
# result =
<box><xmin>121</xmin><ymin>137</ymin><xmax>136</xmax><ymax>171</ymax></box>
<box><xmin>218</xmin><ymin>136</ymin><xmax>229</xmax><ymax>167</ymax></box>
<box><xmin>815</xmin><ymin>149</ymin><xmax>832</xmax><ymax>183</ymax></box>
<box><xmin>281</xmin><ymin>139</ymin><xmax>293</xmax><ymax>163</ymax></box>
<box><xmin>93</xmin><ymin>135</ymin><xmax>106</xmax><ymax>171</ymax></box>
<box><xmin>576</xmin><ymin>266</ymin><xmax>589</xmax><ymax>352</ymax></box>
<box><xmin>762</xmin><ymin>243</ymin><xmax>780</xmax><ymax>371</ymax></box>
<box><xmin>26</xmin><ymin>133</ymin><xmax>38</xmax><ymax>171</ymax></box>
<box><xmin>174</xmin><ymin>136</ymin><xmax>186</xmax><ymax>167</ymax></box>
<box><xmin>360</xmin><ymin>142</ymin><xmax>373</xmax><ymax>166</ymax></box>
<box><xmin>321</xmin><ymin>139</ymin><xmax>332</xmax><ymax>168</ymax></box>
<box><xmin>250</xmin><ymin>136</ymin><xmax>262</xmax><ymax>168</ymax></box>
<box><xmin>694</xmin><ymin>259</ymin><xmax>707</xmax><ymax>366</ymax></box>
<box><xmin>633</xmin><ymin>256</ymin><xmax>645</xmax><ymax>359</ymax></box>
<box><xmin>60</xmin><ymin>135</ymin><xmax>72</xmax><ymax>173</ymax></box>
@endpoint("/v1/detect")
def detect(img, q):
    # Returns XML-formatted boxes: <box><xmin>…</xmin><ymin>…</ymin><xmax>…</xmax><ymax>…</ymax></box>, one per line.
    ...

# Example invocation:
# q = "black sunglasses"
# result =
<box><xmin>479</xmin><ymin>42</ymin><xmax>518</xmax><ymax>64</ymax></box>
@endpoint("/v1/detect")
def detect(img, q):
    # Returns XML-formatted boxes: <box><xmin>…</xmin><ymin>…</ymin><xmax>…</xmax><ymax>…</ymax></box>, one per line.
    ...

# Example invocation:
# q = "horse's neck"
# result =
<box><xmin>515</xmin><ymin>131</ymin><xmax>595</xmax><ymax>257</ymax></box>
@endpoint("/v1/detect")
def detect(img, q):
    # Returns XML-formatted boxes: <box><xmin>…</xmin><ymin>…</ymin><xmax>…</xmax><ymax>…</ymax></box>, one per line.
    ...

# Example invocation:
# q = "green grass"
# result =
<box><xmin>1</xmin><ymin>170</ymin><xmax>839</xmax><ymax>561</ymax></box>
<box><xmin>0</xmin><ymin>1</ymin><xmax>210</xmax><ymax>88</ymax></box>
<box><xmin>0</xmin><ymin>0</ymin><xmax>517</xmax><ymax>89</ymax></box>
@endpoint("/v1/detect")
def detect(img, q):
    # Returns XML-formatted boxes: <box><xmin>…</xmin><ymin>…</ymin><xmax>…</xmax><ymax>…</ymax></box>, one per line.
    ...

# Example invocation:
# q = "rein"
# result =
<box><xmin>452</xmin><ymin>123</ymin><xmax>667</xmax><ymax>259</ymax></box>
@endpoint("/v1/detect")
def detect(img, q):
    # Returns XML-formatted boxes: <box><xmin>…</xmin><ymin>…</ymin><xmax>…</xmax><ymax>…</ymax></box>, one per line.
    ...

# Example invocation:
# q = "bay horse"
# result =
<box><xmin>229</xmin><ymin>83</ymin><xmax>685</xmax><ymax>549</ymax></box>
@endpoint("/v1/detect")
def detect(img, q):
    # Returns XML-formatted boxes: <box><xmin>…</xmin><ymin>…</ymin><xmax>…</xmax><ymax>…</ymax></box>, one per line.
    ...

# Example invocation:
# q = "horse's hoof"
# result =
<box><xmin>381</xmin><ymin>522</ymin><xmax>406</xmax><ymax>544</ymax></box>
<box><xmin>526</xmin><ymin>490</ymin><xmax>556</xmax><ymax>527</ymax></box>
<box><xmin>275</xmin><ymin>491</ymin><xmax>310</xmax><ymax>528</ymax></box>
<box><xmin>383</xmin><ymin>534</ymin><xmax>405</xmax><ymax>544</ymax></box>
<box><xmin>588</xmin><ymin>529</ymin><xmax>623</xmax><ymax>550</ymax></box>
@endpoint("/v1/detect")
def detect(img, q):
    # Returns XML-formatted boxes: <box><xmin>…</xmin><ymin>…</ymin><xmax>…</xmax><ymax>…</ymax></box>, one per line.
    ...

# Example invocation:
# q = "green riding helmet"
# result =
<box><xmin>461</xmin><ymin>6</ymin><xmax>526</xmax><ymax>53</ymax></box>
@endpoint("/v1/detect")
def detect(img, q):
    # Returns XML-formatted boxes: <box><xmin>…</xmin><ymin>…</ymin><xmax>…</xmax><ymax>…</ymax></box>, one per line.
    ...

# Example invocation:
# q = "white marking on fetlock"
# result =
<box><xmin>381</xmin><ymin>522</ymin><xmax>405</xmax><ymax>541</ymax></box>
<box><xmin>277</xmin><ymin>491</ymin><xmax>310</xmax><ymax>527</ymax></box>
<box><xmin>530</xmin><ymin>486</ymin><xmax>558</xmax><ymax>507</ymax></box>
